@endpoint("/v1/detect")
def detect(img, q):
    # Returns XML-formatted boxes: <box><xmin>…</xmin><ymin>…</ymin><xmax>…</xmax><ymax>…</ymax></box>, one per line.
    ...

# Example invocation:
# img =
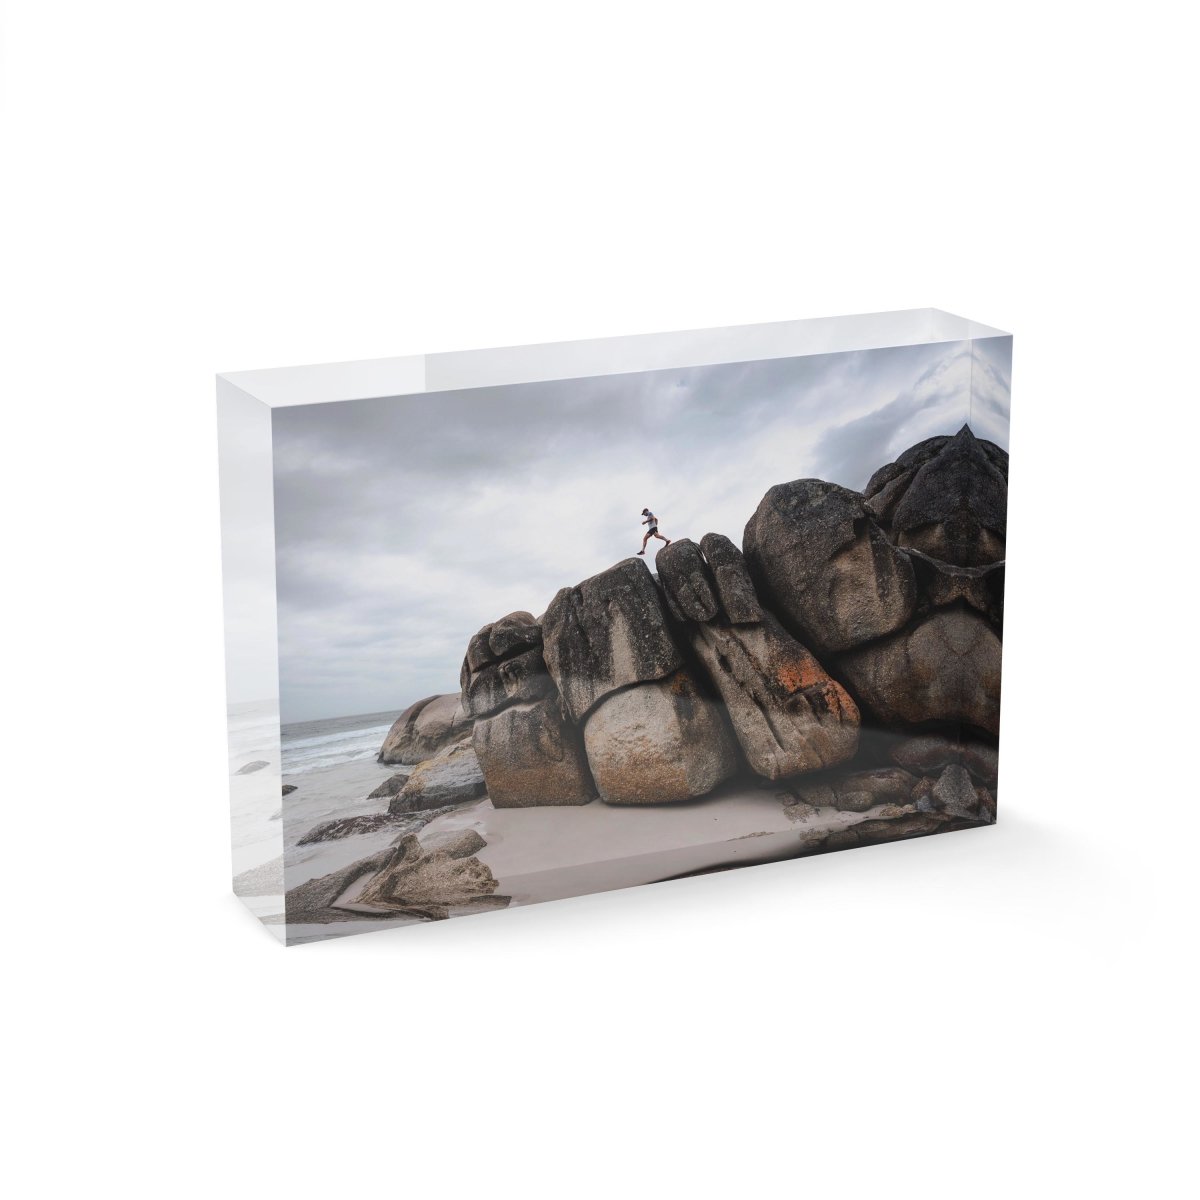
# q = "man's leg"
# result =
<box><xmin>653</xmin><ymin>530</ymin><xmax>671</xmax><ymax>546</ymax></box>
<box><xmin>637</xmin><ymin>531</ymin><xmax>651</xmax><ymax>555</ymax></box>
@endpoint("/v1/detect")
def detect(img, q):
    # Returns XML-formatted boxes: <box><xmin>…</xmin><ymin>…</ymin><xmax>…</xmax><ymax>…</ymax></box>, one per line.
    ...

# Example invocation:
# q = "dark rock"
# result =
<box><xmin>281</xmin><ymin>783</ymin><xmax>297</xmax><ymax>796</ymax></box>
<box><xmin>788</xmin><ymin>767</ymin><xmax>919</xmax><ymax>813</ymax></box>
<box><xmin>461</xmin><ymin>644</ymin><xmax>555</xmax><ymax>720</ymax></box>
<box><xmin>464</xmin><ymin>610</ymin><xmax>543</xmax><ymax>672</ymax></box>
<box><xmin>473</xmin><ymin>697</ymin><xmax>596</xmax><ymax>807</ymax></box>
<box><xmin>582</xmin><ymin>669</ymin><xmax>738</xmax><ymax>804</ymax></box>
<box><xmin>379</xmin><ymin>694</ymin><xmax>473</xmax><ymax>765</ymax></box>
<box><xmin>699</xmin><ymin>533</ymin><xmax>762</xmax><ymax>623</ymax></box>
<box><xmin>743</xmin><ymin>479</ymin><xmax>916</xmax><ymax>653</ymax></box>
<box><xmin>976</xmin><ymin>786</ymin><xmax>997</xmax><ymax>823</ymax></box>
<box><xmin>466</xmin><ymin>629</ymin><xmax>495</xmax><ymax>672</ymax></box>
<box><xmin>928</xmin><ymin>763</ymin><xmax>982</xmax><ymax>820</ymax></box>
<box><xmin>889</xmin><ymin>734</ymin><xmax>999</xmax><ymax>782</ymax></box>
<box><xmin>657</xmin><ymin>536</ymin><xmax>860</xmax><ymax>780</ymax></box>
<box><xmin>655</xmin><ymin>538</ymin><xmax>719</xmax><ymax>622</ymax></box>
<box><xmin>283</xmin><ymin>850</ymin><xmax>394</xmax><ymax>923</ymax></box>
<box><xmin>908</xmin><ymin>549</ymin><xmax>1004</xmax><ymax>627</ymax></box>
<box><xmin>543</xmin><ymin>557</ymin><xmax>684</xmax><ymax>722</ymax></box>
<box><xmin>836</xmin><ymin>608</ymin><xmax>1002</xmax><ymax>735</ymax></box>
<box><xmin>820</xmin><ymin>812</ymin><xmax>959</xmax><ymax>851</ymax></box>
<box><xmin>296</xmin><ymin>811</ymin><xmax>440</xmax><ymax>846</ymax></box>
<box><xmin>889</xmin><ymin>733</ymin><xmax>961</xmax><ymax>772</ymax></box>
<box><xmin>487</xmin><ymin>611</ymin><xmax>543</xmax><ymax>659</ymax></box>
<box><xmin>367</xmin><ymin>772</ymin><xmax>411</xmax><ymax>800</ymax></box>
<box><xmin>387</xmin><ymin>742</ymin><xmax>487</xmax><ymax>813</ymax></box>
<box><xmin>831</xmin><ymin>767</ymin><xmax>920</xmax><ymax>812</ymax></box>
<box><xmin>964</xmin><ymin>742</ymin><xmax>1000</xmax><ymax>782</ymax></box>
<box><xmin>868</xmin><ymin>425</ymin><xmax>1008</xmax><ymax>567</ymax></box>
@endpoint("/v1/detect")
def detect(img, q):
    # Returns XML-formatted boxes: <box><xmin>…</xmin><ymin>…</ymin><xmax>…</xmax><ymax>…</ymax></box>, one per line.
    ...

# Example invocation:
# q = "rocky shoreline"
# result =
<box><xmin>281</xmin><ymin>425</ymin><xmax>1005</xmax><ymax>933</ymax></box>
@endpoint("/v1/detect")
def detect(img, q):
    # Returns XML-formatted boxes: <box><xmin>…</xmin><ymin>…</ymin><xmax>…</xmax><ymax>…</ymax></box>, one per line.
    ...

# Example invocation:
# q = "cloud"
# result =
<box><xmin>269</xmin><ymin>337</ymin><xmax>1011</xmax><ymax>721</ymax></box>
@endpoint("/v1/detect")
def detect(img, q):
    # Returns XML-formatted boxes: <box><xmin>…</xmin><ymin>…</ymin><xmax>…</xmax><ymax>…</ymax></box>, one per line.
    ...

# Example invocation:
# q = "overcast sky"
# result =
<box><xmin>271</xmin><ymin>337</ymin><xmax>1011</xmax><ymax>722</ymax></box>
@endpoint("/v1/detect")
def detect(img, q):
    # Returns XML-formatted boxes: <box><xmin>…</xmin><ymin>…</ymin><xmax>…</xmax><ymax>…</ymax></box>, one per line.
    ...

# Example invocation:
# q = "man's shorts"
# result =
<box><xmin>647</xmin><ymin>526</ymin><xmax>658</xmax><ymax>535</ymax></box>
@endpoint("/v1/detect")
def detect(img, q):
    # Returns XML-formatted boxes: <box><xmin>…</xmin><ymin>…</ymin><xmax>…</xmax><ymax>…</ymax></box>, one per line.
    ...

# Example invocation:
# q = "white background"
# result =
<box><xmin>3</xmin><ymin>3</ymin><xmax>1197</xmax><ymax>1198</ymax></box>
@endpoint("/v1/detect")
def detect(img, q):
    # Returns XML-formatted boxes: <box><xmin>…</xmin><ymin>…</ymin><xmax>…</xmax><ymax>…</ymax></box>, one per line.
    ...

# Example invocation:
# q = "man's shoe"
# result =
<box><xmin>636</xmin><ymin>550</ymin><xmax>645</xmax><ymax>555</ymax></box>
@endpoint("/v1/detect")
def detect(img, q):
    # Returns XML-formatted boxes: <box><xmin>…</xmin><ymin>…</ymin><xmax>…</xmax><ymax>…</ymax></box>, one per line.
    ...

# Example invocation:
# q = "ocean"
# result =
<box><xmin>280</xmin><ymin>710</ymin><xmax>402</xmax><ymax>776</ymax></box>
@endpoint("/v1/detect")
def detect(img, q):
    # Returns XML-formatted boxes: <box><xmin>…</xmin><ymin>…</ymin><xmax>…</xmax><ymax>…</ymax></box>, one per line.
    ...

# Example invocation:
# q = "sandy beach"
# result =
<box><xmin>230</xmin><ymin>696</ymin><xmax>988</xmax><ymax>946</ymax></box>
<box><xmin>418</xmin><ymin>781</ymin><xmax>911</xmax><ymax>908</ymax></box>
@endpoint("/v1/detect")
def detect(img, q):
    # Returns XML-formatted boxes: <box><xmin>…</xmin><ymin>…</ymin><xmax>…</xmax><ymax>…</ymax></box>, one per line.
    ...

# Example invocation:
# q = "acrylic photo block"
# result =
<box><xmin>219</xmin><ymin>309</ymin><xmax>1012</xmax><ymax>944</ymax></box>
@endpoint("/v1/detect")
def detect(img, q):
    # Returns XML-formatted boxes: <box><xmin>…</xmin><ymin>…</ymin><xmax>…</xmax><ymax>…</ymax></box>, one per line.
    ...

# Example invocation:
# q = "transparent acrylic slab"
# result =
<box><xmin>218</xmin><ymin>309</ymin><xmax>1012</xmax><ymax>945</ymax></box>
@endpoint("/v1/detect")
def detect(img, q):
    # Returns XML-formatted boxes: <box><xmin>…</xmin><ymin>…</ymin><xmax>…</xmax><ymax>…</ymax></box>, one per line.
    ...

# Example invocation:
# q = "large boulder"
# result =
<box><xmin>656</xmin><ymin>536</ymin><xmax>860</xmax><ymax>780</ymax></box>
<box><xmin>473</xmin><ymin>697</ymin><xmax>596</xmax><ymax>807</ymax></box>
<box><xmin>462</xmin><ymin>645</ymin><xmax>555</xmax><ymax>719</ymax></box>
<box><xmin>378</xmin><ymin>693</ymin><xmax>473</xmax><ymax>765</ymax></box>
<box><xmin>582</xmin><ymin>669</ymin><xmax>738</xmax><ymax>804</ymax></box>
<box><xmin>543</xmin><ymin>557</ymin><xmax>684</xmax><ymax>722</ymax></box>
<box><xmin>387</xmin><ymin>741</ymin><xmax>487</xmax><ymax>813</ymax></box>
<box><xmin>865</xmin><ymin>425</ymin><xmax>1008</xmax><ymax>567</ymax></box>
<box><xmin>835</xmin><ymin>608</ymin><xmax>1002</xmax><ymax>735</ymax></box>
<box><xmin>700</xmin><ymin>531</ymin><xmax>763</xmax><ymax>623</ymax></box>
<box><xmin>460</xmin><ymin>612</ymin><xmax>556</xmax><ymax>720</ymax></box>
<box><xmin>743</xmin><ymin>479</ymin><xmax>916</xmax><ymax>654</ymax></box>
<box><xmin>461</xmin><ymin>611</ymin><xmax>594</xmax><ymax>807</ymax></box>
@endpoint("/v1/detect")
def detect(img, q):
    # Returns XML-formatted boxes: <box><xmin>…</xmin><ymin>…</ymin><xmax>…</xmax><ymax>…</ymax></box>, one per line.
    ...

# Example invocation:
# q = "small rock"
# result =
<box><xmin>929</xmin><ymin>763</ymin><xmax>982</xmax><ymax>820</ymax></box>
<box><xmin>367</xmin><ymin>772</ymin><xmax>411</xmax><ymax>800</ymax></box>
<box><xmin>281</xmin><ymin>783</ymin><xmax>297</xmax><ymax>796</ymax></box>
<box><xmin>388</xmin><ymin>742</ymin><xmax>487</xmax><ymax>813</ymax></box>
<box><xmin>235</xmin><ymin>760</ymin><xmax>270</xmax><ymax>775</ymax></box>
<box><xmin>783</xmin><ymin>800</ymin><xmax>820</xmax><ymax>823</ymax></box>
<box><xmin>296</xmin><ymin>812</ymin><xmax>432</xmax><ymax>846</ymax></box>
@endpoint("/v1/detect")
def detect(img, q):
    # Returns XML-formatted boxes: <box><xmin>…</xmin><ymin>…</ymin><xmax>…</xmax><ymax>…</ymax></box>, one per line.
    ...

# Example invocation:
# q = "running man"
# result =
<box><xmin>637</xmin><ymin>508</ymin><xmax>672</xmax><ymax>555</ymax></box>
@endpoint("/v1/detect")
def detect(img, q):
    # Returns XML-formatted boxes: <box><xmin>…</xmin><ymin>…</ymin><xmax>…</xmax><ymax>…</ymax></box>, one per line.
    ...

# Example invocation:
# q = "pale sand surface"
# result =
<box><xmin>420</xmin><ymin>781</ymin><xmax>890</xmax><ymax>908</ymax></box>
<box><xmin>242</xmin><ymin>745</ymin><xmax>905</xmax><ymax>943</ymax></box>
